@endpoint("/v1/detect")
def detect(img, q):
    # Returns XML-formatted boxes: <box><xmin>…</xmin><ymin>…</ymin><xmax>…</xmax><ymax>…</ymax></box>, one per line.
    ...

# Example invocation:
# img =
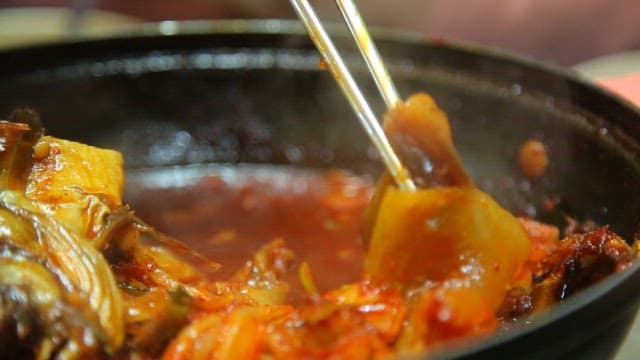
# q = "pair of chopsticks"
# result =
<box><xmin>290</xmin><ymin>0</ymin><xmax>416</xmax><ymax>191</ymax></box>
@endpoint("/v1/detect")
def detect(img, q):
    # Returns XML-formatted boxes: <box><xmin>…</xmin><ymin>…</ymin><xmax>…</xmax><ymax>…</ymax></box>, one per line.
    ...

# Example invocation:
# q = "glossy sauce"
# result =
<box><xmin>127</xmin><ymin>170</ymin><xmax>372</xmax><ymax>302</ymax></box>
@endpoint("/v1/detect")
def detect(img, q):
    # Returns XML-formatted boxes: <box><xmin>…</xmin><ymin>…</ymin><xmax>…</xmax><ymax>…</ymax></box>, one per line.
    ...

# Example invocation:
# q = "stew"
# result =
<box><xmin>0</xmin><ymin>95</ymin><xmax>635</xmax><ymax>359</ymax></box>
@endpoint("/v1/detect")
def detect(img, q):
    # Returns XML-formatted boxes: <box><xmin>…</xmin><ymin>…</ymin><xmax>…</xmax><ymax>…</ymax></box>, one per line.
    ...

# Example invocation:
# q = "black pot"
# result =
<box><xmin>0</xmin><ymin>20</ymin><xmax>639</xmax><ymax>359</ymax></box>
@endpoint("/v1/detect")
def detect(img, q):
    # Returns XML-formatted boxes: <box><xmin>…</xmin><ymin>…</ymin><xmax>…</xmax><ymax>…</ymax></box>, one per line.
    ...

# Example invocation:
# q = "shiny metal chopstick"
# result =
<box><xmin>335</xmin><ymin>0</ymin><xmax>400</xmax><ymax>109</ymax></box>
<box><xmin>289</xmin><ymin>0</ymin><xmax>416</xmax><ymax>191</ymax></box>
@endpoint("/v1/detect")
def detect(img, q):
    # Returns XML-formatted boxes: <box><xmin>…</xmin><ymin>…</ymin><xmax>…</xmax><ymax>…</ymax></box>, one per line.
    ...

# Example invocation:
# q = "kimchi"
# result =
<box><xmin>0</xmin><ymin>98</ymin><xmax>635</xmax><ymax>359</ymax></box>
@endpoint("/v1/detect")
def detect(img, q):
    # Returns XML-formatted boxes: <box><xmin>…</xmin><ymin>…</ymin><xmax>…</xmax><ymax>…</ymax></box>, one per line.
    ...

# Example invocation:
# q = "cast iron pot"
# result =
<box><xmin>0</xmin><ymin>20</ymin><xmax>639</xmax><ymax>359</ymax></box>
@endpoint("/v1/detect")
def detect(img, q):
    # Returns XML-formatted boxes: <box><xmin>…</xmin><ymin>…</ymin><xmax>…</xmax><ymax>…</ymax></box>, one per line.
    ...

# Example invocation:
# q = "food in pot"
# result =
<box><xmin>0</xmin><ymin>96</ymin><xmax>635</xmax><ymax>359</ymax></box>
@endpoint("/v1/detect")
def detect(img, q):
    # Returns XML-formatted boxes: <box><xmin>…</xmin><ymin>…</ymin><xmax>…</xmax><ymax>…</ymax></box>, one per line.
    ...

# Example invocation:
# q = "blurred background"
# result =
<box><xmin>0</xmin><ymin>0</ymin><xmax>639</xmax><ymax>67</ymax></box>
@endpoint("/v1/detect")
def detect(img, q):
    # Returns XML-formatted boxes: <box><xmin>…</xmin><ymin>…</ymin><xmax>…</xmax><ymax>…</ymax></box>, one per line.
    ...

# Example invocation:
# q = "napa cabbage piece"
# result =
<box><xmin>0</xmin><ymin>256</ymin><xmax>105</xmax><ymax>359</ymax></box>
<box><xmin>0</xmin><ymin>191</ymin><xmax>124</xmax><ymax>352</ymax></box>
<box><xmin>365</xmin><ymin>187</ymin><xmax>530</xmax><ymax>350</ymax></box>
<box><xmin>384</xmin><ymin>93</ymin><xmax>472</xmax><ymax>188</ymax></box>
<box><xmin>0</xmin><ymin>115</ymin><xmax>127</xmax><ymax>358</ymax></box>
<box><xmin>0</xmin><ymin>115</ymin><xmax>229</xmax><ymax>359</ymax></box>
<box><xmin>366</xmin><ymin>188</ymin><xmax>530</xmax><ymax>298</ymax></box>
<box><xmin>364</xmin><ymin>94</ymin><xmax>530</xmax><ymax>290</ymax></box>
<box><xmin>363</xmin><ymin>94</ymin><xmax>531</xmax><ymax>345</ymax></box>
<box><xmin>26</xmin><ymin>135</ymin><xmax>124</xmax><ymax>206</ymax></box>
<box><xmin>25</xmin><ymin>135</ymin><xmax>124</xmax><ymax>244</ymax></box>
<box><xmin>361</xmin><ymin>93</ymin><xmax>473</xmax><ymax>240</ymax></box>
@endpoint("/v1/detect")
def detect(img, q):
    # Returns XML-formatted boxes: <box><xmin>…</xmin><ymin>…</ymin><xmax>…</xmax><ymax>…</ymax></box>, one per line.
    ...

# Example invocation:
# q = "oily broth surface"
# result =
<box><xmin>126</xmin><ymin>169</ymin><xmax>373</xmax><ymax>302</ymax></box>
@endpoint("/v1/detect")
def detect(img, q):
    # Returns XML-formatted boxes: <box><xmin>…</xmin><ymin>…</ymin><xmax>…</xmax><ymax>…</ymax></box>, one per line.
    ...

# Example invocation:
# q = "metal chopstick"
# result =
<box><xmin>335</xmin><ymin>0</ymin><xmax>401</xmax><ymax>109</ymax></box>
<box><xmin>289</xmin><ymin>0</ymin><xmax>416</xmax><ymax>191</ymax></box>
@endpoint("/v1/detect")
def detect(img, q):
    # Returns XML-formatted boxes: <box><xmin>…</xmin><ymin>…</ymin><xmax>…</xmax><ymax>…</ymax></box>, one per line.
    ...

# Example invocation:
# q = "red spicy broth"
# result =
<box><xmin>125</xmin><ymin>168</ymin><xmax>373</xmax><ymax>301</ymax></box>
